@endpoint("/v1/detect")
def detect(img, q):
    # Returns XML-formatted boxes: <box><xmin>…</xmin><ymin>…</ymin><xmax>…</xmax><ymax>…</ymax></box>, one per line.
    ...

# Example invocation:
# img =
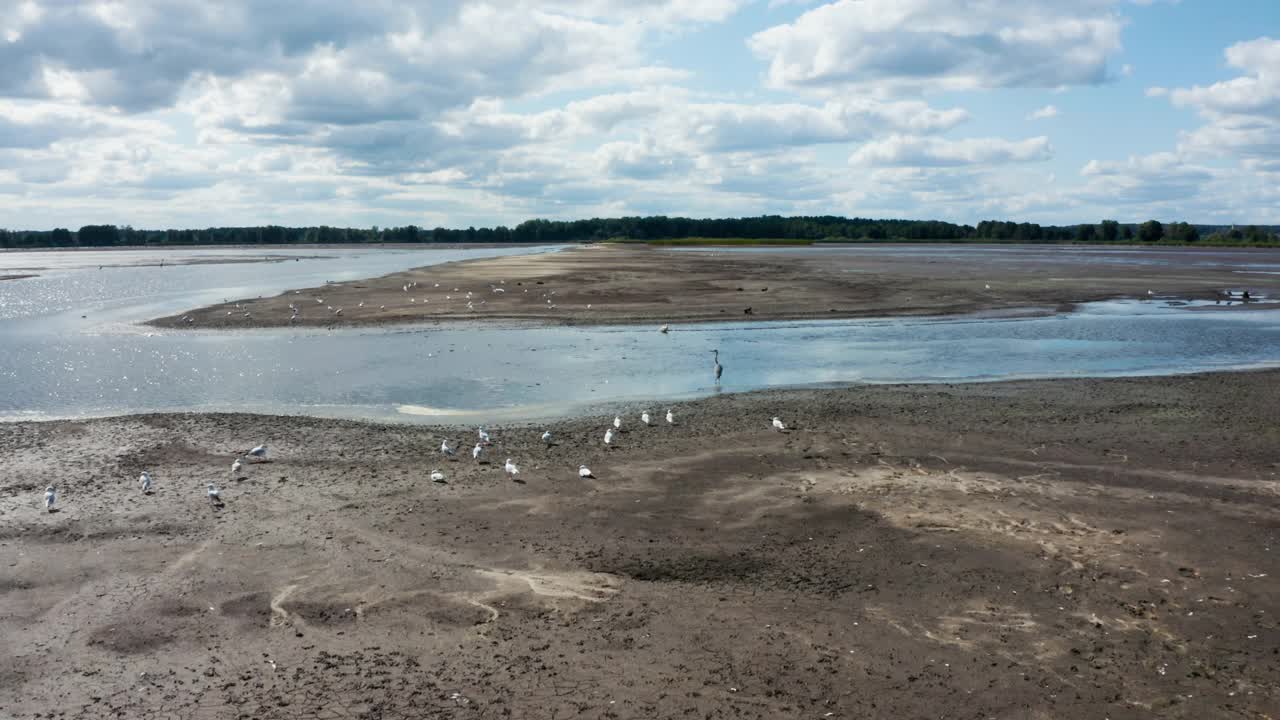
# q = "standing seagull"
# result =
<box><xmin>139</xmin><ymin>471</ymin><xmax>152</xmax><ymax>494</ymax></box>
<box><xmin>660</xmin><ymin>325</ymin><xmax>669</xmax><ymax>334</ymax></box>
<box><xmin>613</xmin><ymin>416</ymin><xmax>622</xmax><ymax>431</ymax></box>
<box><xmin>666</xmin><ymin>409</ymin><xmax>675</xmax><ymax>425</ymax></box>
<box><xmin>441</xmin><ymin>440</ymin><xmax>455</xmax><ymax>457</ymax></box>
<box><xmin>541</xmin><ymin>430</ymin><xmax>553</xmax><ymax>446</ymax></box>
<box><xmin>772</xmin><ymin>417</ymin><xmax>787</xmax><ymax>432</ymax></box>
<box><xmin>579</xmin><ymin>465</ymin><xmax>594</xmax><ymax>478</ymax></box>
<box><xmin>231</xmin><ymin>458</ymin><xmax>242</xmax><ymax>475</ymax></box>
<box><xmin>207</xmin><ymin>483</ymin><xmax>221</xmax><ymax>505</ymax></box>
<box><xmin>504</xmin><ymin>458</ymin><xmax>520</xmax><ymax>479</ymax></box>
<box><xmin>711</xmin><ymin>349</ymin><xmax>723</xmax><ymax>384</ymax></box>
<box><xmin>478</xmin><ymin>427</ymin><xmax>491</xmax><ymax>445</ymax></box>
<box><xmin>44</xmin><ymin>485</ymin><xmax>56</xmax><ymax>512</ymax></box>
<box><xmin>604</xmin><ymin>428</ymin><xmax>615</xmax><ymax>448</ymax></box>
<box><xmin>641</xmin><ymin>411</ymin><xmax>651</xmax><ymax>426</ymax></box>
<box><xmin>248</xmin><ymin>445</ymin><xmax>267</xmax><ymax>461</ymax></box>
<box><xmin>472</xmin><ymin>443</ymin><xmax>484</xmax><ymax>462</ymax></box>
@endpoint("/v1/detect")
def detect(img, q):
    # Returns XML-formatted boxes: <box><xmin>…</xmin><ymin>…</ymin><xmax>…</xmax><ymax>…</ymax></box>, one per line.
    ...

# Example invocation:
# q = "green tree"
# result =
<box><xmin>77</xmin><ymin>225</ymin><xmax>121</xmax><ymax>247</ymax></box>
<box><xmin>1077</xmin><ymin>224</ymin><xmax>1097</xmax><ymax>242</ymax></box>
<box><xmin>1168</xmin><ymin>222</ymin><xmax>1200</xmax><ymax>244</ymax></box>
<box><xmin>1099</xmin><ymin>220</ymin><xmax>1119</xmax><ymax>243</ymax></box>
<box><xmin>1138</xmin><ymin>220</ymin><xmax>1164</xmax><ymax>243</ymax></box>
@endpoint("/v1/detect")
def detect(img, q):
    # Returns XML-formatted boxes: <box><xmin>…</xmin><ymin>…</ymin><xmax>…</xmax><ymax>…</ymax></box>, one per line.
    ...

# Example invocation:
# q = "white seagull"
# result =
<box><xmin>666</xmin><ymin>409</ymin><xmax>675</xmax><ymax>425</ymax></box>
<box><xmin>248</xmin><ymin>445</ymin><xmax>267</xmax><ymax>460</ymax></box>
<box><xmin>613</xmin><ymin>416</ymin><xmax>622</xmax><ymax>431</ymax></box>
<box><xmin>579</xmin><ymin>465</ymin><xmax>594</xmax><ymax>478</ymax></box>
<box><xmin>478</xmin><ymin>427</ymin><xmax>491</xmax><ymax>444</ymax></box>
<box><xmin>44</xmin><ymin>485</ymin><xmax>56</xmax><ymax>512</ymax></box>
<box><xmin>207</xmin><ymin>483</ymin><xmax>221</xmax><ymax>504</ymax></box>
<box><xmin>641</xmin><ymin>411</ymin><xmax>651</xmax><ymax>426</ymax></box>
<box><xmin>504</xmin><ymin>458</ymin><xmax>520</xmax><ymax>478</ymax></box>
<box><xmin>472</xmin><ymin>443</ymin><xmax>484</xmax><ymax>461</ymax></box>
<box><xmin>541</xmin><ymin>430</ymin><xmax>553</xmax><ymax>446</ymax></box>
<box><xmin>430</xmin><ymin>469</ymin><xmax>445</xmax><ymax>483</ymax></box>
<box><xmin>441</xmin><ymin>440</ymin><xmax>455</xmax><ymax>457</ymax></box>
<box><xmin>139</xmin><ymin>471</ymin><xmax>152</xmax><ymax>493</ymax></box>
<box><xmin>604</xmin><ymin>428</ymin><xmax>615</xmax><ymax>447</ymax></box>
<box><xmin>660</xmin><ymin>325</ymin><xmax>669</xmax><ymax>334</ymax></box>
<box><xmin>231</xmin><ymin>458</ymin><xmax>242</xmax><ymax>475</ymax></box>
<box><xmin>772</xmin><ymin>416</ymin><xmax>787</xmax><ymax>431</ymax></box>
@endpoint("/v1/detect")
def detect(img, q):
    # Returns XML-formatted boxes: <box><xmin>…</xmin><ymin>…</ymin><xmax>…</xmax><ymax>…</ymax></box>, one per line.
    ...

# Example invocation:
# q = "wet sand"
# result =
<box><xmin>150</xmin><ymin>244</ymin><xmax>1280</xmax><ymax>329</ymax></box>
<box><xmin>3</xmin><ymin>371</ymin><xmax>1278</xmax><ymax>718</ymax></box>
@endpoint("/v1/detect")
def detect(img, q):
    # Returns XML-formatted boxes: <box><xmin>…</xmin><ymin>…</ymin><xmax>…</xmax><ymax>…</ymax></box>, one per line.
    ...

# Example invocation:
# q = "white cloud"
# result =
<box><xmin>1027</xmin><ymin>105</ymin><xmax>1060</xmax><ymax>120</ymax></box>
<box><xmin>1158</xmin><ymin>37</ymin><xmax>1280</xmax><ymax>172</ymax></box>
<box><xmin>748</xmin><ymin>0</ymin><xmax>1125</xmax><ymax>94</ymax></box>
<box><xmin>850</xmin><ymin>135</ymin><xmax>1052</xmax><ymax>167</ymax></box>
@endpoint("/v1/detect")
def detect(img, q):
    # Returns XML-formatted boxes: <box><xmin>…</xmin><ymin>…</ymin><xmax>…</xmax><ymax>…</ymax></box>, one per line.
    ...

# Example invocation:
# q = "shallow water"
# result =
<box><xmin>3</xmin><ymin>246</ymin><xmax>1280</xmax><ymax>424</ymax></box>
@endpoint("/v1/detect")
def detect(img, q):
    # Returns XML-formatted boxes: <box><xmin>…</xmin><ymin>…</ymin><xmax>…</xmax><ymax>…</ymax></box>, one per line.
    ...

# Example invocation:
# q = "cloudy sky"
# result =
<box><xmin>1</xmin><ymin>0</ymin><xmax>1278</xmax><ymax>230</ymax></box>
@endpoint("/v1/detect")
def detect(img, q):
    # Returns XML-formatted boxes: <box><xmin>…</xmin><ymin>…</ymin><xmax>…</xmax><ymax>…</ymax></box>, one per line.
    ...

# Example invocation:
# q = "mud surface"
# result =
<box><xmin>3</xmin><ymin>372</ymin><xmax>1279</xmax><ymax>718</ymax></box>
<box><xmin>149</xmin><ymin>245</ymin><xmax>1280</xmax><ymax>329</ymax></box>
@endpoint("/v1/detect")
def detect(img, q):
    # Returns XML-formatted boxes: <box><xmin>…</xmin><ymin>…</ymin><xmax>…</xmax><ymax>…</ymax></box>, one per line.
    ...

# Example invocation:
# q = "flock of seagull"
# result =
<box><xmin>428</xmin><ymin>407</ymin><xmax>684</xmax><ymax>486</ymax></box>
<box><xmin>42</xmin><ymin>444</ymin><xmax>267</xmax><ymax>512</ymax></box>
<box><xmin>205</xmin><ymin>277</ymin><xmax>589</xmax><ymax>325</ymax></box>
<box><xmin>38</xmin><ymin>394</ymin><xmax>792</xmax><ymax>512</ymax></box>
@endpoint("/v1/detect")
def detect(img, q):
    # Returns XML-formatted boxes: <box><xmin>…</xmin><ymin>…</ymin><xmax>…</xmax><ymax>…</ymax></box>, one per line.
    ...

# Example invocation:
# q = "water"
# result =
<box><xmin>2</xmin><ymin>246</ymin><xmax>1280</xmax><ymax>424</ymax></box>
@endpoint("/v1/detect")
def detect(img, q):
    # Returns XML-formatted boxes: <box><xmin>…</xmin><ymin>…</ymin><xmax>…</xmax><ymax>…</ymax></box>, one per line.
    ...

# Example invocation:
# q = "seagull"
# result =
<box><xmin>504</xmin><ymin>458</ymin><xmax>520</xmax><ymax>478</ymax></box>
<box><xmin>44</xmin><ymin>485</ymin><xmax>56</xmax><ymax>512</ymax></box>
<box><xmin>207</xmin><ymin>483</ymin><xmax>221</xmax><ymax>504</ymax></box>
<box><xmin>478</xmin><ymin>428</ymin><xmax>491</xmax><ymax>444</ymax></box>
<box><xmin>985</xmin><ymin>284</ymin><xmax>991</xmax><ymax>290</ymax></box>
<box><xmin>441</xmin><ymin>440</ymin><xmax>455</xmax><ymax>457</ymax></box>
<box><xmin>139</xmin><ymin>471</ymin><xmax>152</xmax><ymax>493</ymax></box>
<box><xmin>472</xmin><ymin>443</ymin><xmax>484</xmax><ymax>462</ymax></box>
<box><xmin>772</xmin><ymin>416</ymin><xmax>787</xmax><ymax>431</ymax></box>
<box><xmin>248</xmin><ymin>445</ymin><xmax>267</xmax><ymax>460</ymax></box>
<box><xmin>641</xmin><ymin>411</ymin><xmax>651</xmax><ymax>426</ymax></box>
<box><xmin>604</xmin><ymin>428</ymin><xmax>614</xmax><ymax>447</ymax></box>
<box><xmin>711</xmin><ymin>349</ymin><xmax>723</xmax><ymax>383</ymax></box>
<box><xmin>660</xmin><ymin>325</ymin><xmax>669</xmax><ymax>334</ymax></box>
<box><xmin>231</xmin><ymin>458</ymin><xmax>242</xmax><ymax>475</ymax></box>
<box><xmin>613</xmin><ymin>416</ymin><xmax>622</xmax><ymax>431</ymax></box>
<box><xmin>541</xmin><ymin>430</ymin><xmax>553</xmax><ymax>446</ymax></box>
<box><xmin>430</xmin><ymin>469</ymin><xmax>445</xmax><ymax>483</ymax></box>
<box><xmin>579</xmin><ymin>465</ymin><xmax>594</xmax><ymax>478</ymax></box>
<box><xmin>666</xmin><ymin>409</ymin><xmax>675</xmax><ymax>425</ymax></box>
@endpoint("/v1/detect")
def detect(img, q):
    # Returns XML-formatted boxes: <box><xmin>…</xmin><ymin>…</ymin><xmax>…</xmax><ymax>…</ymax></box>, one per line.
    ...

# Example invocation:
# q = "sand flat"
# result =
<box><xmin>3</xmin><ymin>372</ymin><xmax>1278</xmax><ymax>718</ymax></box>
<box><xmin>149</xmin><ymin>244</ymin><xmax>1280</xmax><ymax>329</ymax></box>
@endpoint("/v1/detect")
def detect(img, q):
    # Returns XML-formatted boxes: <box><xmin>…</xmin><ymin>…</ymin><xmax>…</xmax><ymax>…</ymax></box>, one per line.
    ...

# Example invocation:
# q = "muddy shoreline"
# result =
<box><xmin>3</xmin><ymin>371</ymin><xmax>1279</xmax><ymax>718</ymax></box>
<box><xmin>149</xmin><ymin>244</ymin><xmax>1280</xmax><ymax>330</ymax></box>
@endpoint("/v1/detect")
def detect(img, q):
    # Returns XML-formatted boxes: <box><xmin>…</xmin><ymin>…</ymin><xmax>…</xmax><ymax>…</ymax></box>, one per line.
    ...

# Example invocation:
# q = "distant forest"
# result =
<box><xmin>2</xmin><ymin>216</ymin><xmax>1278</xmax><ymax>248</ymax></box>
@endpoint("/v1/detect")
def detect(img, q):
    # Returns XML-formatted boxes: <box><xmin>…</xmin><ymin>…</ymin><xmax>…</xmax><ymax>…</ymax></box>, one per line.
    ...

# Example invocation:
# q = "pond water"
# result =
<box><xmin>2</xmin><ymin>246</ymin><xmax>1280</xmax><ymax>424</ymax></box>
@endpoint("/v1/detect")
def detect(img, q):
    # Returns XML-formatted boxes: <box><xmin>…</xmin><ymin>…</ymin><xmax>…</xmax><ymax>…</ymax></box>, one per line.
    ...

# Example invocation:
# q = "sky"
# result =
<box><xmin>1</xmin><ymin>0</ymin><xmax>1278</xmax><ymax>230</ymax></box>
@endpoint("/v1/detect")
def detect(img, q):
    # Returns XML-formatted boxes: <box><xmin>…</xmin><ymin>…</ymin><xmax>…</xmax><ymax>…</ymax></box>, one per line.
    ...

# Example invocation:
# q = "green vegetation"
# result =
<box><xmin>2</xmin><ymin>215</ymin><xmax>1277</xmax><ymax>249</ymax></box>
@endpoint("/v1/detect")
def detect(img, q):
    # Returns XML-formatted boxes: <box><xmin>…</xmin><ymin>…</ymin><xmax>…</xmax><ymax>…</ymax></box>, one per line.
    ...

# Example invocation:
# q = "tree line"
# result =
<box><xmin>1</xmin><ymin>216</ymin><xmax>1277</xmax><ymax>248</ymax></box>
